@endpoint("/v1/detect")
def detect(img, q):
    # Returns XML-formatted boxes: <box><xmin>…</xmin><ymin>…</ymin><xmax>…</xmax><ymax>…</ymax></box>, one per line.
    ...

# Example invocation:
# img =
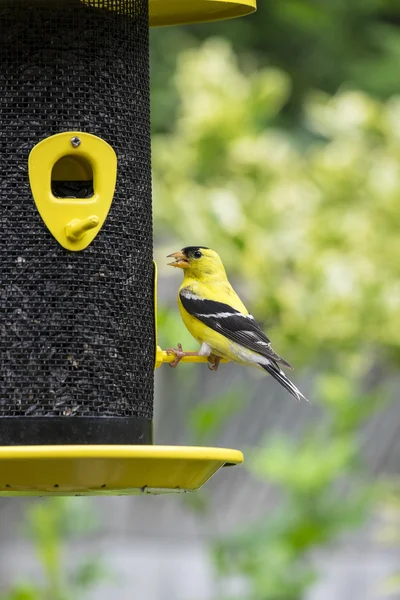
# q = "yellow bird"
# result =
<box><xmin>167</xmin><ymin>246</ymin><xmax>308</xmax><ymax>402</ymax></box>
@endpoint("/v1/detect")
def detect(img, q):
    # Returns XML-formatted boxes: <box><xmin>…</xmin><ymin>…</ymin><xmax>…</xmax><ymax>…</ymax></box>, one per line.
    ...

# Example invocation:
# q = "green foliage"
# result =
<box><xmin>153</xmin><ymin>38</ymin><xmax>397</xmax><ymax>599</ymax></box>
<box><xmin>154</xmin><ymin>38</ymin><xmax>400</xmax><ymax>369</ymax></box>
<box><xmin>1</xmin><ymin>587</ymin><xmax>40</xmax><ymax>600</ymax></box>
<box><xmin>317</xmin><ymin>373</ymin><xmax>385</xmax><ymax>435</ymax></box>
<box><xmin>157</xmin><ymin>304</ymin><xmax>195</xmax><ymax>351</ymax></box>
<box><xmin>250</xmin><ymin>435</ymin><xmax>356</xmax><ymax>496</ymax></box>
<box><xmin>212</xmin><ymin>379</ymin><xmax>379</xmax><ymax>600</ymax></box>
<box><xmin>189</xmin><ymin>386</ymin><xmax>248</xmax><ymax>445</ymax></box>
<box><xmin>375</xmin><ymin>483</ymin><xmax>400</xmax><ymax>595</ymax></box>
<box><xmin>150</xmin><ymin>0</ymin><xmax>400</xmax><ymax>131</ymax></box>
<box><xmin>0</xmin><ymin>499</ymin><xmax>109</xmax><ymax>600</ymax></box>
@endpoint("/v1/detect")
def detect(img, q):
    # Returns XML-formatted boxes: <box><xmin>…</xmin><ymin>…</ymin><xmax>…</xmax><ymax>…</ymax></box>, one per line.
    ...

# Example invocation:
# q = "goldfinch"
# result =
<box><xmin>167</xmin><ymin>246</ymin><xmax>307</xmax><ymax>402</ymax></box>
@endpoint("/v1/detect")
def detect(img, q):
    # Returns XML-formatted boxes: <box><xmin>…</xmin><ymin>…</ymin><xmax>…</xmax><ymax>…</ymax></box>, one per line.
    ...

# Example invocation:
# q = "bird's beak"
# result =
<box><xmin>167</xmin><ymin>250</ymin><xmax>189</xmax><ymax>269</ymax></box>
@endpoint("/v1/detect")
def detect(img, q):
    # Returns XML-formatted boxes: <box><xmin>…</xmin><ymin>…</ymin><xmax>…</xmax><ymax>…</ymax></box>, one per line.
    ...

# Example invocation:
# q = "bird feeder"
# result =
<box><xmin>0</xmin><ymin>0</ymin><xmax>255</xmax><ymax>496</ymax></box>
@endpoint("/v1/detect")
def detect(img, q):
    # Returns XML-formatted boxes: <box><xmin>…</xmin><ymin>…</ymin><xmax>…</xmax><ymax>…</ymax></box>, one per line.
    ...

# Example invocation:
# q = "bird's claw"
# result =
<box><xmin>166</xmin><ymin>343</ymin><xmax>185</xmax><ymax>368</ymax></box>
<box><xmin>207</xmin><ymin>355</ymin><xmax>221</xmax><ymax>372</ymax></box>
<box><xmin>166</xmin><ymin>345</ymin><xmax>221</xmax><ymax>370</ymax></box>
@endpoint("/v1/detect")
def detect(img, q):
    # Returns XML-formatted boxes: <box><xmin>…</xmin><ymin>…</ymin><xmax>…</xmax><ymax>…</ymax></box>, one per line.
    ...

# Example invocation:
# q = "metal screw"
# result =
<box><xmin>70</xmin><ymin>136</ymin><xmax>81</xmax><ymax>148</ymax></box>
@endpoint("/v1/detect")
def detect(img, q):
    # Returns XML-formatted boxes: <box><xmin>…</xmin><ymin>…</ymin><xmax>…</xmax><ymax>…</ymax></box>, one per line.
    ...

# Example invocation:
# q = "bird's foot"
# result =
<box><xmin>166</xmin><ymin>343</ymin><xmax>185</xmax><ymax>367</ymax></box>
<box><xmin>208</xmin><ymin>355</ymin><xmax>221</xmax><ymax>372</ymax></box>
<box><xmin>166</xmin><ymin>343</ymin><xmax>199</xmax><ymax>367</ymax></box>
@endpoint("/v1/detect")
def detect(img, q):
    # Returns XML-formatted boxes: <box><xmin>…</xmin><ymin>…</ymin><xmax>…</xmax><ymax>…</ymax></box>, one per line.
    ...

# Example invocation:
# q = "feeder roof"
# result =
<box><xmin>149</xmin><ymin>0</ymin><xmax>256</xmax><ymax>27</ymax></box>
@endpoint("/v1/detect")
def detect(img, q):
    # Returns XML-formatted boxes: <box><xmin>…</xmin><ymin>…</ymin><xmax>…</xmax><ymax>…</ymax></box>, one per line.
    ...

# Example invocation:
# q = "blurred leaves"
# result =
<box><xmin>375</xmin><ymin>482</ymin><xmax>400</xmax><ymax>595</ymax></box>
<box><xmin>152</xmin><ymin>37</ymin><xmax>397</xmax><ymax>599</ymax></box>
<box><xmin>189</xmin><ymin>387</ymin><xmax>248</xmax><ymax>445</ymax></box>
<box><xmin>316</xmin><ymin>372</ymin><xmax>385</xmax><ymax>434</ymax></box>
<box><xmin>213</xmin><ymin>410</ymin><xmax>374</xmax><ymax>600</ymax></box>
<box><xmin>214</xmin><ymin>481</ymin><xmax>369</xmax><ymax>600</ymax></box>
<box><xmin>156</xmin><ymin>304</ymin><xmax>195</xmax><ymax>351</ymax></box>
<box><xmin>150</xmin><ymin>0</ymin><xmax>400</xmax><ymax>129</ymax></box>
<box><xmin>1</xmin><ymin>587</ymin><xmax>40</xmax><ymax>600</ymax></box>
<box><xmin>154</xmin><ymin>38</ymin><xmax>400</xmax><ymax>371</ymax></box>
<box><xmin>0</xmin><ymin>499</ymin><xmax>109</xmax><ymax>600</ymax></box>
<box><xmin>249</xmin><ymin>435</ymin><xmax>356</xmax><ymax>495</ymax></box>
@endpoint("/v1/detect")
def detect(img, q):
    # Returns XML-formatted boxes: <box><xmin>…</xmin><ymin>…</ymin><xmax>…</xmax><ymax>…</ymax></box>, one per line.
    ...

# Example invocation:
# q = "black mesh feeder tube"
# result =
<box><xmin>0</xmin><ymin>0</ymin><xmax>255</xmax><ymax>496</ymax></box>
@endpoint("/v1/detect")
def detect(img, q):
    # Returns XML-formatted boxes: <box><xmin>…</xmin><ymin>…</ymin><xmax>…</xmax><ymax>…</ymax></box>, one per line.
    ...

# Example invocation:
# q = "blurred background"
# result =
<box><xmin>1</xmin><ymin>1</ymin><xmax>400</xmax><ymax>598</ymax></box>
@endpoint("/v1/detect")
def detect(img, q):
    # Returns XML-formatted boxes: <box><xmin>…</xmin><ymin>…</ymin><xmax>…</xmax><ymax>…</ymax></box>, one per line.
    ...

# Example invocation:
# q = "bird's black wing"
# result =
<box><xmin>179</xmin><ymin>289</ymin><xmax>292</xmax><ymax>369</ymax></box>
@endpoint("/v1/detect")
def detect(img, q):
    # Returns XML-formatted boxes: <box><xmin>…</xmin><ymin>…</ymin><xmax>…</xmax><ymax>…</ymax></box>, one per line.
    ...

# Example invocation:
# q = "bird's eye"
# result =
<box><xmin>193</xmin><ymin>250</ymin><xmax>202</xmax><ymax>259</ymax></box>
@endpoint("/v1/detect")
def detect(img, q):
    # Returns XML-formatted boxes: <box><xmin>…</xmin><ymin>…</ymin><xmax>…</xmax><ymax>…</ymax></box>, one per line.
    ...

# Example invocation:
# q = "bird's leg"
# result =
<box><xmin>166</xmin><ymin>343</ymin><xmax>200</xmax><ymax>368</ymax></box>
<box><xmin>207</xmin><ymin>354</ymin><xmax>221</xmax><ymax>372</ymax></box>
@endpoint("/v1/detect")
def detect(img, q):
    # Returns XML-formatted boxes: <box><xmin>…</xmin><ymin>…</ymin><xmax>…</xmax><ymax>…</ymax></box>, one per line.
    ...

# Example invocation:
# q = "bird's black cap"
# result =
<box><xmin>181</xmin><ymin>246</ymin><xmax>209</xmax><ymax>255</ymax></box>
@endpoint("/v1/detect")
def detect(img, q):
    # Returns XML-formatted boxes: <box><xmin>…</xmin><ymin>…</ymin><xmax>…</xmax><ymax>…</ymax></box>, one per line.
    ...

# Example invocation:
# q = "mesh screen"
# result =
<box><xmin>0</xmin><ymin>0</ymin><xmax>154</xmax><ymax>419</ymax></box>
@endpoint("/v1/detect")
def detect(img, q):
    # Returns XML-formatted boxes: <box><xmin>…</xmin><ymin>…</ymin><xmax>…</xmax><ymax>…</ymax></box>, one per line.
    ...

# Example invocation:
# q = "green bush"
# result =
<box><xmin>154</xmin><ymin>38</ymin><xmax>400</xmax><ymax>369</ymax></box>
<box><xmin>0</xmin><ymin>498</ymin><xmax>109</xmax><ymax>600</ymax></box>
<box><xmin>153</xmin><ymin>39</ymin><xmax>398</xmax><ymax>598</ymax></box>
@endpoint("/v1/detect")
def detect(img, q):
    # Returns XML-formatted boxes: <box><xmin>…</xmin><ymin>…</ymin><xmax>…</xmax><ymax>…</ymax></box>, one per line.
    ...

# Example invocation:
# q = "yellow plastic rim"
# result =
<box><xmin>149</xmin><ymin>0</ymin><xmax>256</xmax><ymax>27</ymax></box>
<box><xmin>0</xmin><ymin>445</ymin><xmax>243</xmax><ymax>496</ymax></box>
<box><xmin>82</xmin><ymin>0</ymin><xmax>256</xmax><ymax>26</ymax></box>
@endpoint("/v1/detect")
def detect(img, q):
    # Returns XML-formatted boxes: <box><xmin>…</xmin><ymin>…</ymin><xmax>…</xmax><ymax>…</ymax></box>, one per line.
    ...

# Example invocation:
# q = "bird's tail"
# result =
<box><xmin>260</xmin><ymin>361</ymin><xmax>308</xmax><ymax>402</ymax></box>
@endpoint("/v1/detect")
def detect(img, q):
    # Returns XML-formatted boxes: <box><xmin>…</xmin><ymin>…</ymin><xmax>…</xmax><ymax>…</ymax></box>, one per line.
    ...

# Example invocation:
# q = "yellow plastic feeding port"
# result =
<box><xmin>0</xmin><ymin>446</ymin><xmax>244</xmax><ymax>496</ymax></box>
<box><xmin>148</xmin><ymin>0</ymin><xmax>256</xmax><ymax>27</ymax></box>
<box><xmin>28</xmin><ymin>131</ymin><xmax>117</xmax><ymax>252</ymax></box>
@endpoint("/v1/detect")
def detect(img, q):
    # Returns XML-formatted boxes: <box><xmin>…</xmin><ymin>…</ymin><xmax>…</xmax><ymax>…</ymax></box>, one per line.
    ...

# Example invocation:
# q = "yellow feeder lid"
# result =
<box><xmin>84</xmin><ymin>0</ymin><xmax>256</xmax><ymax>26</ymax></box>
<box><xmin>0</xmin><ymin>445</ymin><xmax>243</xmax><ymax>496</ymax></box>
<box><xmin>149</xmin><ymin>0</ymin><xmax>256</xmax><ymax>27</ymax></box>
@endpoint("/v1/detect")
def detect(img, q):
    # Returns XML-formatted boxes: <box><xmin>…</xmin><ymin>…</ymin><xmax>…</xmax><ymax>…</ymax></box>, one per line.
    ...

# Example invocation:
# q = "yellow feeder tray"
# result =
<box><xmin>0</xmin><ymin>445</ymin><xmax>243</xmax><ymax>496</ymax></box>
